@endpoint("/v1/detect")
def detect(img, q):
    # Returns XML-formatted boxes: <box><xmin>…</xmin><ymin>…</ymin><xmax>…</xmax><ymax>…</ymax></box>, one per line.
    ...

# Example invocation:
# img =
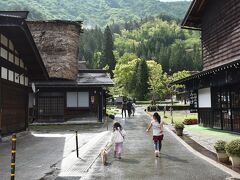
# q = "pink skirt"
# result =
<box><xmin>114</xmin><ymin>142</ymin><xmax>123</xmax><ymax>154</ymax></box>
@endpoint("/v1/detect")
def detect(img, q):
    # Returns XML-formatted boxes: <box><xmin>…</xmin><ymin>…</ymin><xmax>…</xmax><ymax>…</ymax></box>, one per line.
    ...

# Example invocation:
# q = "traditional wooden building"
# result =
<box><xmin>27</xmin><ymin>21</ymin><xmax>113</xmax><ymax>122</ymax></box>
<box><xmin>0</xmin><ymin>11</ymin><xmax>48</xmax><ymax>135</ymax></box>
<box><xmin>33</xmin><ymin>69</ymin><xmax>113</xmax><ymax>122</ymax></box>
<box><xmin>175</xmin><ymin>0</ymin><xmax>240</xmax><ymax>132</ymax></box>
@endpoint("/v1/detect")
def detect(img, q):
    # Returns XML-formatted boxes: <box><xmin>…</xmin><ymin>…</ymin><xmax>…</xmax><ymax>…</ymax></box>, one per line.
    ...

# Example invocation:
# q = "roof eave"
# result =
<box><xmin>0</xmin><ymin>11</ymin><xmax>29</xmax><ymax>19</ymax></box>
<box><xmin>35</xmin><ymin>84</ymin><xmax>114</xmax><ymax>88</ymax></box>
<box><xmin>0</xmin><ymin>14</ymin><xmax>49</xmax><ymax>80</ymax></box>
<box><xmin>172</xmin><ymin>59</ymin><xmax>240</xmax><ymax>85</ymax></box>
<box><xmin>21</xmin><ymin>21</ymin><xmax>49</xmax><ymax>80</ymax></box>
<box><xmin>181</xmin><ymin>0</ymin><xmax>197</xmax><ymax>27</ymax></box>
<box><xmin>181</xmin><ymin>25</ymin><xmax>201</xmax><ymax>31</ymax></box>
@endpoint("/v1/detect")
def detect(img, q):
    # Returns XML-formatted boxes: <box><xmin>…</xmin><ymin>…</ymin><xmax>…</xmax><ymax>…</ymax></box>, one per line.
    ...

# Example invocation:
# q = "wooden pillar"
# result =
<box><xmin>104</xmin><ymin>90</ymin><xmax>107</xmax><ymax>117</ymax></box>
<box><xmin>0</xmin><ymin>37</ymin><xmax>2</xmax><ymax>134</ymax></box>
<box><xmin>220</xmin><ymin>89</ymin><xmax>223</xmax><ymax>130</ymax></box>
<box><xmin>35</xmin><ymin>92</ymin><xmax>39</xmax><ymax>122</ymax></box>
<box><xmin>210</xmin><ymin>87</ymin><xmax>214</xmax><ymax>128</ymax></box>
<box><xmin>0</xmin><ymin>63</ymin><xmax>2</xmax><ymax>137</ymax></box>
<box><xmin>229</xmin><ymin>88</ymin><xmax>233</xmax><ymax>131</ymax></box>
<box><xmin>25</xmin><ymin>88</ymin><xmax>29</xmax><ymax>130</ymax></box>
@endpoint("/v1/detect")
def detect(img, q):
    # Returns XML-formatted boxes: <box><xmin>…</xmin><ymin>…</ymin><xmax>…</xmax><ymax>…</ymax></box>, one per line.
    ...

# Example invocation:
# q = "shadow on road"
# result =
<box><xmin>160</xmin><ymin>153</ymin><xmax>189</xmax><ymax>163</ymax></box>
<box><xmin>119</xmin><ymin>158</ymin><xmax>140</xmax><ymax>164</ymax></box>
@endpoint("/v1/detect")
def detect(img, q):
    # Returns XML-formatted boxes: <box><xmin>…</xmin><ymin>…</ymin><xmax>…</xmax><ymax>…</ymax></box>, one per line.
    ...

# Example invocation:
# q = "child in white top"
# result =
<box><xmin>111</xmin><ymin>122</ymin><xmax>126</xmax><ymax>159</ymax></box>
<box><xmin>146</xmin><ymin>112</ymin><xmax>164</xmax><ymax>157</ymax></box>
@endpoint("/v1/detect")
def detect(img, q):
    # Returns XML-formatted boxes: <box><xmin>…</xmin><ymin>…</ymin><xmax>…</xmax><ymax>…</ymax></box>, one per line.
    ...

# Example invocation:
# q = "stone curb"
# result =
<box><xmin>165</xmin><ymin>125</ymin><xmax>240</xmax><ymax>179</ymax></box>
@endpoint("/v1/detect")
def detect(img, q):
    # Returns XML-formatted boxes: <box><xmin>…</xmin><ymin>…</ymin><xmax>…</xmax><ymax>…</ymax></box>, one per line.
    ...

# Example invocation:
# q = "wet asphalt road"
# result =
<box><xmin>82</xmin><ymin>108</ymin><xmax>231</xmax><ymax>180</ymax></box>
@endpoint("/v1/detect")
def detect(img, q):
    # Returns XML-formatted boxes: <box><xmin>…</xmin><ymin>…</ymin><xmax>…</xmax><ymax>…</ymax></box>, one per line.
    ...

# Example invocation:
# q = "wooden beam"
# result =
<box><xmin>188</xmin><ymin>16</ymin><xmax>201</xmax><ymax>21</ymax></box>
<box><xmin>0</xmin><ymin>60</ymin><xmax>2</xmax><ymax>133</ymax></box>
<box><xmin>197</xmin><ymin>0</ymin><xmax>206</xmax><ymax>13</ymax></box>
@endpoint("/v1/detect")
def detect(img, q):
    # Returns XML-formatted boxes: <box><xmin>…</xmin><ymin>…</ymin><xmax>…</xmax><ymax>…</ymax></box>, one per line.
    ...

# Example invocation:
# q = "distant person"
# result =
<box><xmin>132</xmin><ymin>102</ymin><xmax>136</xmax><ymax>116</ymax></box>
<box><xmin>133</xmin><ymin>98</ymin><xmax>136</xmax><ymax>103</ymax></box>
<box><xmin>163</xmin><ymin>105</ymin><xmax>167</xmax><ymax>118</ymax></box>
<box><xmin>146</xmin><ymin>112</ymin><xmax>164</xmax><ymax>157</ymax></box>
<box><xmin>111</xmin><ymin>97</ymin><xmax>115</xmax><ymax>105</ymax></box>
<box><xmin>121</xmin><ymin>100</ymin><xmax>127</xmax><ymax>118</ymax></box>
<box><xmin>127</xmin><ymin>100</ymin><xmax>132</xmax><ymax>118</ymax></box>
<box><xmin>110</xmin><ymin>122</ymin><xmax>126</xmax><ymax>159</ymax></box>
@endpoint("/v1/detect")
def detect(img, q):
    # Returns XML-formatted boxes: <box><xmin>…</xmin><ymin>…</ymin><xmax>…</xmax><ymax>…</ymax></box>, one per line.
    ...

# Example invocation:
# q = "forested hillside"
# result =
<box><xmin>80</xmin><ymin>15</ymin><xmax>201</xmax><ymax>99</ymax></box>
<box><xmin>0</xmin><ymin>0</ymin><xmax>190</xmax><ymax>27</ymax></box>
<box><xmin>80</xmin><ymin>15</ymin><xmax>201</xmax><ymax>73</ymax></box>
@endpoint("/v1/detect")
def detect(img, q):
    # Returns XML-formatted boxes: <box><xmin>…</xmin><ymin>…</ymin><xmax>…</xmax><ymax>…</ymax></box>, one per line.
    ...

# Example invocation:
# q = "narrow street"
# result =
<box><xmin>83</xmin><ymin>108</ymin><xmax>231</xmax><ymax>180</ymax></box>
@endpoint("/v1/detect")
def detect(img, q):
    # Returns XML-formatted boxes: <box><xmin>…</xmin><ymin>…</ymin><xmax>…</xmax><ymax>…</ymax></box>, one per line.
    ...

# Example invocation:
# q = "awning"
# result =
<box><xmin>173</xmin><ymin>59</ymin><xmax>240</xmax><ymax>85</ymax></box>
<box><xmin>181</xmin><ymin>0</ymin><xmax>208</xmax><ymax>30</ymax></box>
<box><xmin>35</xmin><ymin>70</ymin><xmax>114</xmax><ymax>87</ymax></box>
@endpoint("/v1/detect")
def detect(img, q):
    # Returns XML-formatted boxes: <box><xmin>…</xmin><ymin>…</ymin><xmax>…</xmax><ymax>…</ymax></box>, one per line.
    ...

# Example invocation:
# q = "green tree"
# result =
<box><xmin>135</xmin><ymin>59</ymin><xmax>149</xmax><ymax>100</ymax></box>
<box><xmin>113</xmin><ymin>53</ymin><xmax>140</xmax><ymax>96</ymax></box>
<box><xmin>101</xmin><ymin>26</ymin><xmax>116</xmax><ymax>77</ymax></box>
<box><xmin>147</xmin><ymin>61</ymin><xmax>165</xmax><ymax>102</ymax></box>
<box><xmin>165</xmin><ymin>70</ymin><xmax>191</xmax><ymax>98</ymax></box>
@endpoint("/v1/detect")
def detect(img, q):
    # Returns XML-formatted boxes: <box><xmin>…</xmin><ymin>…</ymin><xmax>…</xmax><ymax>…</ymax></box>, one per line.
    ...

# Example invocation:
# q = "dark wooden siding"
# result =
<box><xmin>1</xmin><ymin>80</ymin><xmax>28</xmax><ymax>135</ymax></box>
<box><xmin>35</xmin><ymin>87</ymin><xmax>103</xmax><ymax>122</ymax></box>
<box><xmin>37</xmin><ymin>93</ymin><xmax>65</xmax><ymax>122</ymax></box>
<box><xmin>202</xmin><ymin>0</ymin><xmax>240</xmax><ymax>70</ymax></box>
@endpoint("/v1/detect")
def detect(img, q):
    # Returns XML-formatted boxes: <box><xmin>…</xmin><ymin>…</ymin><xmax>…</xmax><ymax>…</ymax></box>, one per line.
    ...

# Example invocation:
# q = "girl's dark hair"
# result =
<box><xmin>153</xmin><ymin>112</ymin><xmax>161</xmax><ymax>124</ymax></box>
<box><xmin>113</xmin><ymin>122</ymin><xmax>122</xmax><ymax>131</ymax></box>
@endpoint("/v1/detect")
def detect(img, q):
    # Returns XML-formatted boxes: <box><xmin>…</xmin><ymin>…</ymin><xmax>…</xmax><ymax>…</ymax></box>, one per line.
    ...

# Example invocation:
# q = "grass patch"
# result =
<box><xmin>148</xmin><ymin>111</ymin><xmax>197</xmax><ymax>124</ymax></box>
<box><xmin>185</xmin><ymin>125</ymin><xmax>240</xmax><ymax>141</ymax></box>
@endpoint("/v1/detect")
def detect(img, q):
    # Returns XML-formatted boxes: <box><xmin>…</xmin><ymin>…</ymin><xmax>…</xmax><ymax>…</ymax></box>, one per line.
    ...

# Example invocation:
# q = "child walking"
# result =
<box><xmin>111</xmin><ymin>122</ymin><xmax>126</xmax><ymax>159</ymax></box>
<box><xmin>146</xmin><ymin>112</ymin><xmax>164</xmax><ymax>157</ymax></box>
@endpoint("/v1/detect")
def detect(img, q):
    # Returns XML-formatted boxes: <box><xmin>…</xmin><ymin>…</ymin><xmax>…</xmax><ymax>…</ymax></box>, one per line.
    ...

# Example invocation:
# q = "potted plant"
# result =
<box><xmin>214</xmin><ymin>140</ymin><xmax>229</xmax><ymax>163</ymax></box>
<box><xmin>174</xmin><ymin>122</ymin><xmax>184</xmax><ymax>136</ymax></box>
<box><xmin>225</xmin><ymin>139</ymin><xmax>240</xmax><ymax>168</ymax></box>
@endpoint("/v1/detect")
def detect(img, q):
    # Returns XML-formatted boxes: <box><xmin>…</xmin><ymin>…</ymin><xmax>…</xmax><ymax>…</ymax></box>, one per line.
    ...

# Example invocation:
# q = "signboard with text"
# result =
<box><xmin>190</xmin><ymin>91</ymin><xmax>198</xmax><ymax>113</ymax></box>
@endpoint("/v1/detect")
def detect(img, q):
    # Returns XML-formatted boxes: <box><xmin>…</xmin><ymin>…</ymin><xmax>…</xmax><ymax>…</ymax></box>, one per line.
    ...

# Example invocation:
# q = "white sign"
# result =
<box><xmin>198</xmin><ymin>88</ymin><xmax>211</xmax><ymax>108</ymax></box>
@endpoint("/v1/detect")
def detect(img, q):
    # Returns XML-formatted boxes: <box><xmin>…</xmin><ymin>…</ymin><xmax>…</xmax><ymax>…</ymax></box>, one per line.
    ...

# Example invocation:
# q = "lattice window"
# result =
<box><xmin>38</xmin><ymin>93</ymin><xmax>64</xmax><ymax>117</ymax></box>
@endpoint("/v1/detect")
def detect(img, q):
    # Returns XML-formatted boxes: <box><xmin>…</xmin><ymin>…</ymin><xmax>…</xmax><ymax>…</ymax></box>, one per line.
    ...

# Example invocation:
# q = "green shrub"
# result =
<box><xmin>183</xmin><ymin>118</ymin><xmax>198</xmax><ymax>125</ymax></box>
<box><xmin>174</xmin><ymin>122</ymin><xmax>184</xmax><ymax>129</ymax></box>
<box><xmin>226</xmin><ymin>139</ymin><xmax>240</xmax><ymax>157</ymax></box>
<box><xmin>147</xmin><ymin>105</ymin><xmax>190</xmax><ymax>112</ymax></box>
<box><xmin>214</xmin><ymin>140</ymin><xmax>227</xmax><ymax>152</ymax></box>
<box><xmin>106</xmin><ymin>108</ymin><xmax>118</xmax><ymax>116</ymax></box>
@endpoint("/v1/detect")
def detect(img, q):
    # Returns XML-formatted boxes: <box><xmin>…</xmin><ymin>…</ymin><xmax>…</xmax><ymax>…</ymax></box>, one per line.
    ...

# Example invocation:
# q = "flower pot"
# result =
<box><xmin>175</xmin><ymin>128</ymin><xmax>183</xmax><ymax>136</ymax></box>
<box><xmin>229</xmin><ymin>155</ymin><xmax>240</xmax><ymax>168</ymax></box>
<box><xmin>216</xmin><ymin>151</ymin><xmax>229</xmax><ymax>163</ymax></box>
